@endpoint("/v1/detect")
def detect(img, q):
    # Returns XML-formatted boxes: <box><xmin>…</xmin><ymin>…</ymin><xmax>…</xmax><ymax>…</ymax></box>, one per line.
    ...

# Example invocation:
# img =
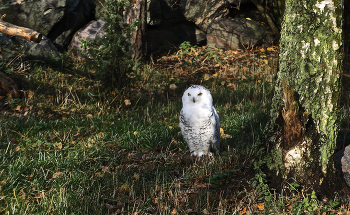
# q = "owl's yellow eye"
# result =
<box><xmin>188</xmin><ymin>93</ymin><xmax>191</xmax><ymax>96</ymax></box>
<box><xmin>198</xmin><ymin>93</ymin><xmax>202</xmax><ymax>96</ymax></box>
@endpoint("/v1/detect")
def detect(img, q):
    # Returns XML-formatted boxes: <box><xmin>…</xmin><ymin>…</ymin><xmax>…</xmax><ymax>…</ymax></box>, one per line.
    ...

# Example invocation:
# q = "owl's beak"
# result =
<box><xmin>193</xmin><ymin>98</ymin><xmax>196</xmax><ymax>103</ymax></box>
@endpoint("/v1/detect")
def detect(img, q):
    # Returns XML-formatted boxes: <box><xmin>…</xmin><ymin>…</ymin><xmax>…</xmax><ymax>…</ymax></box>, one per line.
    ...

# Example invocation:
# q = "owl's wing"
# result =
<box><xmin>179</xmin><ymin>109</ymin><xmax>190</xmax><ymax>127</ymax></box>
<box><xmin>212</xmin><ymin>107</ymin><xmax>220</xmax><ymax>131</ymax></box>
<box><xmin>211</xmin><ymin>107</ymin><xmax>220</xmax><ymax>150</ymax></box>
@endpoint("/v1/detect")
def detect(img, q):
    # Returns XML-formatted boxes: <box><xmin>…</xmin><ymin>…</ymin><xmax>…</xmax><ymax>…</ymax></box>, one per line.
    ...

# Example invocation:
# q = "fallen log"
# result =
<box><xmin>0</xmin><ymin>19</ymin><xmax>42</xmax><ymax>43</ymax></box>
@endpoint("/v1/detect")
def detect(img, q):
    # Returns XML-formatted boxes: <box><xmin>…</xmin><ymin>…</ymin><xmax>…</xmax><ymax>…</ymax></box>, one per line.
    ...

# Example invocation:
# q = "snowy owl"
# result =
<box><xmin>179</xmin><ymin>85</ymin><xmax>220</xmax><ymax>157</ymax></box>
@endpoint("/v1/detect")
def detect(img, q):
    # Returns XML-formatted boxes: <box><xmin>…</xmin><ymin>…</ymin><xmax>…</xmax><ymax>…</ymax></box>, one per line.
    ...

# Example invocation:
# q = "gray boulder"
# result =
<box><xmin>25</xmin><ymin>36</ymin><xmax>61</xmax><ymax>59</ymax></box>
<box><xmin>0</xmin><ymin>0</ymin><xmax>66</xmax><ymax>36</ymax></box>
<box><xmin>180</xmin><ymin>0</ymin><xmax>229</xmax><ymax>31</ymax></box>
<box><xmin>0</xmin><ymin>0</ymin><xmax>93</xmax><ymax>51</ymax></box>
<box><xmin>0</xmin><ymin>33</ymin><xmax>22</xmax><ymax>61</ymax></box>
<box><xmin>48</xmin><ymin>0</ymin><xmax>93</xmax><ymax>51</ymax></box>
<box><xmin>0</xmin><ymin>33</ymin><xmax>61</xmax><ymax>60</ymax></box>
<box><xmin>68</xmin><ymin>19</ymin><xmax>109</xmax><ymax>54</ymax></box>
<box><xmin>206</xmin><ymin>17</ymin><xmax>273</xmax><ymax>50</ymax></box>
<box><xmin>336</xmin><ymin>146</ymin><xmax>350</xmax><ymax>187</ymax></box>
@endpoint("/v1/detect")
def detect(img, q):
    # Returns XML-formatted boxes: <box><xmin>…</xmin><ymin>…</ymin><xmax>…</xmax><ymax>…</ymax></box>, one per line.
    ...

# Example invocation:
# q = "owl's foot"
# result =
<box><xmin>191</xmin><ymin>151</ymin><xmax>213</xmax><ymax>157</ymax></box>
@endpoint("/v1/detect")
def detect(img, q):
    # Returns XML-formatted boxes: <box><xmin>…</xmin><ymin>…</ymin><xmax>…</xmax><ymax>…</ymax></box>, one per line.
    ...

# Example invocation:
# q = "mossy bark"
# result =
<box><xmin>264</xmin><ymin>0</ymin><xmax>349</xmax><ymax>196</ymax></box>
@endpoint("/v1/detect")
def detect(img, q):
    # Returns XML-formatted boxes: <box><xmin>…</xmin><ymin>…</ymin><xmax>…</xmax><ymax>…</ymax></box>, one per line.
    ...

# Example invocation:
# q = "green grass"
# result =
<box><xmin>0</xmin><ymin>45</ymin><xmax>348</xmax><ymax>214</ymax></box>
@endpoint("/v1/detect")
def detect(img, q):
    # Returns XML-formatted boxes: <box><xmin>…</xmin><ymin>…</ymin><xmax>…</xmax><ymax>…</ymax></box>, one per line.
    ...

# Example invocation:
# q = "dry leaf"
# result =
<box><xmin>124</xmin><ymin>99</ymin><xmax>131</xmax><ymax>106</ymax></box>
<box><xmin>239</xmin><ymin>205</ymin><xmax>247</xmax><ymax>214</ymax></box>
<box><xmin>15</xmin><ymin>105</ymin><xmax>21</xmax><ymax>111</ymax></box>
<box><xmin>52</xmin><ymin>172</ymin><xmax>64</xmax><ymax>179</ymax></box>
<box><xmin>257</xmin><ymin>202</ymin><xmax>264</xmax><ymax>210</ymax></box>
<box><xmin>86</xmin><ymin>114</ymin><xmax>93</xmax><ymax>118</ymax></box>
<box><xmin>27</xmin><ymin>90</ymin><xmax>34</xmax><ymax>100</ymax></box>
<box><xmin>18</xmin><ymin>189</ymin><xmax>26</xmax><ymax>199</ymax></box>
<box><xmin>228</xmin><ymin>83</ymin><xmax>235</xmax><ymax>88</ymax></box>
<box><xmin>185</xmin><ymin>209</ymin><xmax>193</xmax><ymax>213</ymax></box>
<box><xmin>171</xmin><ymin>208</ymin><xmax>178</xmax><ymax>215</ymax></box>
<box><xmin>202</xmin><ymin>208</ymin><xmax>210</xmax><ymax>214</ymax></box>
<box><xmin>9</xmin><ymin>138</ymin><xmax>18</xmax><ymax>144</ymax></box>
<box><xmin>169</xmin><ymin>84</ymin><xmax>177</xmax><ymax>90</ymax></box>
<box><xmin>14</xmin><ymin>146</ymin><xmax>20</xmax><ymax>151</ymax></box>
<box><xmin>116</xmin><ymin>202</ymin><xmax>124</xmax><ymax>208</ymax></box>
<box><xmin>105</xmin><ymin>203</ymin><xmax>117</xmax><ymax>210</ymax></box>
<box><xmin>220</xmin><ymin>128</ymin><xmax>224</xmax><ymax>136</ymax></box>
<box><xmin>34</xmin><ymin>192</ymin><xmax>45</xmax><ymax>198</ymax></box>
<box><xmin>133</xmin><ymin>173</ymin><xmax>140</xmax><ymax>180</ymax></box>
<box><xmin>56</xmin><ymin>142</ymin><xmax>62</xmax><ymax>150</ymax></box>
<box><xmin>120</xmin><ymin>184</ymin><xmax>130</xmax><ymax>193</ymax></box>
<box><xmin>153</xmin><ymin>197</ymin><xmax>158</xmax><ymax>204</ymax></box>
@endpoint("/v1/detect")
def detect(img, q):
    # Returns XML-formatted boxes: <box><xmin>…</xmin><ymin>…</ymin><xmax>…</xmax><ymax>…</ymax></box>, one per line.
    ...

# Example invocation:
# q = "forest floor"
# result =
<box><xmin>1</xmin><ymin>44</ymin><xmax>350</xmax><ymax>214</ymax></box>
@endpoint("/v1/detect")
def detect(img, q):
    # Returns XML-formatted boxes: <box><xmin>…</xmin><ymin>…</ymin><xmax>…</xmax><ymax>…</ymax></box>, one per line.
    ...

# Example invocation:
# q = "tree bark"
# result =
<box><xmin>0</xmin><ymin>19</ymin><xmax>42</xmax><ymax>43</ymax></box>
<box><xmin>123</xmin><ymin>0</ymin><xmax>147</xmax><ymax>60</ymax></box>
<box><xmin>264</xmin><ymin>0</ymin><xmax>350</xmax><ymax>196</ymax></box>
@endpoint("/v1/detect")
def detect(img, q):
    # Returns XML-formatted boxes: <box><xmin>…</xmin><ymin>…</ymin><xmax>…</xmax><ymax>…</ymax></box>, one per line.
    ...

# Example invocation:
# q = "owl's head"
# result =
<box><xmin>182</xmin><ymin>85</ymin><xmax>213</xmax><ymax>107</ymax></box>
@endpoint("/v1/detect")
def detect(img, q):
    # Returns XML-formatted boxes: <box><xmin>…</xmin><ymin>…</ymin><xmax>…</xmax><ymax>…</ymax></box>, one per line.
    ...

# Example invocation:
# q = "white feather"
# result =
<box><xmin>179</xmin><ymin>85</ymin><xmax>220</xmax><ymax>157</ymax></box>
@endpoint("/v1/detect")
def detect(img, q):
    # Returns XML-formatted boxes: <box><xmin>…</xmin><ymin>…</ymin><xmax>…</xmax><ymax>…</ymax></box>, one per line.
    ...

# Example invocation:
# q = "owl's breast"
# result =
<box><xmin>180</xmin><ymin>106</ymin><xmax>213</xmax><ymax>127</ymax></box>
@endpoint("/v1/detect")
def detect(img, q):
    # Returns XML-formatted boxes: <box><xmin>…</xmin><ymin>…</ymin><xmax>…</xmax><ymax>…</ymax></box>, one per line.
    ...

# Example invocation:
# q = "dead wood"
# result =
<box><xmin>0</xmin><ymin>19</ymin><xmax>42</xmax><ymax>43</ymax></box>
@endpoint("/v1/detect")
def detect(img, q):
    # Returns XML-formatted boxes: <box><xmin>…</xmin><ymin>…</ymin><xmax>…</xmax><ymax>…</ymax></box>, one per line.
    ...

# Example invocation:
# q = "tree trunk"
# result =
<box><xmin>0</xmin><ymin>19</ymin><xmax>42</xmax><ymax>43</ymax></box>
<box><xmin>264</xmin><ymin>0</ymin><xmax>350</xmax><ymax>196</ymax></box>
<box><xmin>123</xmin><ymin>0</ymin><xmax>147</xmax><ymax>60</ymax></box>
<box><xmin>251</xmin><ymin>0</ymin><xmax>280</xmax><ymax>37</ymax></box>
<box><xmin>343</xmin><ymin>0</ymin><xmax>350</xmax><ymax>106</ymax></box>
